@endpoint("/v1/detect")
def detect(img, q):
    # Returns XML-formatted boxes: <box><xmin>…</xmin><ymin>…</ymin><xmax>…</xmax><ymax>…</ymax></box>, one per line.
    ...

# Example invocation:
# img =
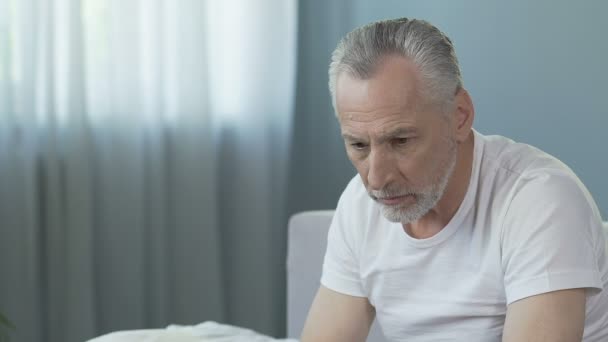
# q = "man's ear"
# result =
<box><xmin>452</xmin><ymin>88</ymin><xmax>475</xmax><ymax>143</ymax></box>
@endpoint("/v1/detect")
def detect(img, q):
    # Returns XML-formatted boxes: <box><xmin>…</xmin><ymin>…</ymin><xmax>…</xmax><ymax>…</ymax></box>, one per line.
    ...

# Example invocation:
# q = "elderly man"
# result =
<box><xmin>301</xmin><ymin>18</ymin><xmax>608</xmax><ymax>341</ymax></box>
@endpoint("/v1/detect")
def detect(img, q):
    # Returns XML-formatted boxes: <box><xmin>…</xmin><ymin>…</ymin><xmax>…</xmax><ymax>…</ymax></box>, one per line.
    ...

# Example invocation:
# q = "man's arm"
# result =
<box><xmin>502</xmin><ymin>288</ymin><xmax>586</xmax><ymax>342</ymax></box>
<box><xmin>300</xmin><ymin>285</ymin><xmax>375</xmax><ymax>342</ymax></box>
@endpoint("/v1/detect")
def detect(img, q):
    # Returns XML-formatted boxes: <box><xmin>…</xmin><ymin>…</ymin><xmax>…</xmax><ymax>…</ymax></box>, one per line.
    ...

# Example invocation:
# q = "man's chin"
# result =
<box><xmin>381</xmin><ymin>205</ymin><xmax>425</xmax><ymax>224</ymax></box>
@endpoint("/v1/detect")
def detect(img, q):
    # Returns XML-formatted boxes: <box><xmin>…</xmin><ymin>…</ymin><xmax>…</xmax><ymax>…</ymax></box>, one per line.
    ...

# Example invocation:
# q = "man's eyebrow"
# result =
<box><xmin>341</xmin><ymin>127</ymin><xmax>418</xmax><ymax>142</ymax></box>
<box><xmin>341</xmin><ymin>132</ymin><xmax>361</xmax><ymax>141</ymax></box>
<box><xmin>376</xmin><ymin>127</ymin><xmax>418</xmax><ymax>144</ymax></box>
<box><xmin>383</xmin><ymin>127</ymin><xmax>418</xmax><ymax>137</ymax></box>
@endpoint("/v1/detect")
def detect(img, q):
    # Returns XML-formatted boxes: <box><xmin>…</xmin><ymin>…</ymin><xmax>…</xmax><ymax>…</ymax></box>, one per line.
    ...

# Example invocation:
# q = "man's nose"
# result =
<box><xmin>366</xmin><ymin>149</ymin><xmax>396</xmax><ymax>191</ymax></box>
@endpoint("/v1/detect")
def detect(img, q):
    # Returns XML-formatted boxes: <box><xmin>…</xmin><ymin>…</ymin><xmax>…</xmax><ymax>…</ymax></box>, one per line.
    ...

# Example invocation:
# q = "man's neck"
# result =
<box><xmin>404</xmin><ymin>132</ymin><xmax>475</xmax><ymax>239</ymax></box>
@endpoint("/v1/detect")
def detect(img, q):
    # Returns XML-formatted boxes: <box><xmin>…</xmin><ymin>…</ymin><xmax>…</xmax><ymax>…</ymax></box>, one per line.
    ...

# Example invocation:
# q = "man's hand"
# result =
<box><xmin>502</xmin><ymin>288</ymin><xmax>586</xmax><ymax>342</ymax></box>
<box><xmin>300</xmin><ymin>285</ymin><xmax>375</xmax><ymax>342</ymax></box>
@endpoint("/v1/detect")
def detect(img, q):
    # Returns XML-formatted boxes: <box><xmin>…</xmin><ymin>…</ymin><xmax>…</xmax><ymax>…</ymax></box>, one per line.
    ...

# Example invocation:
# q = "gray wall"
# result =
<box><xmin>288</xmin><ymin>0</ymin><xmax>608</xmax><ymax>219</ymax></box>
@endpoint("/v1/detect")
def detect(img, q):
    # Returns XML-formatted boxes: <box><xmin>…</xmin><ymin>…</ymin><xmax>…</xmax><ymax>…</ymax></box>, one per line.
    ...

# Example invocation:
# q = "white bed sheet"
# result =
<box><xmin>88</xmin><ymin>321</ymin><xmax>298</xmax><ymax>342</ymax></box>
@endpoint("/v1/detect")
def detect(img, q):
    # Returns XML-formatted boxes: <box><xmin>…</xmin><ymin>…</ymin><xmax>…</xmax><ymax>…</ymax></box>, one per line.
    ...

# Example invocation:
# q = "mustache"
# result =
<box><xmin>368</xmin><ymin>186</ymin><xmax>416</xmax><ymax>201</ymax></box>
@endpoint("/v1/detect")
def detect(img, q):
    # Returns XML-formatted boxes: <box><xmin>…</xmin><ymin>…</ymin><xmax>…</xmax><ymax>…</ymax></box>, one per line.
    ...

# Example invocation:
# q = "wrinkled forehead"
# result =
<box><xmin>335</xmin><ymin>56</ymin><xmax>424</xmax><ymax>118</ymax></box>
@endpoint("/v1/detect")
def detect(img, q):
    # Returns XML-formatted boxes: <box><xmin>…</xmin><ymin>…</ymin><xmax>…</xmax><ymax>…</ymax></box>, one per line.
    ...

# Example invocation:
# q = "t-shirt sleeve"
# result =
<box><xmin>320</xmin><ymin>178</ymin><xmax>367</xmax><ymax>297</ymax></box>
<box><xmin>501</xmin><ymin>169</ymin><xmax>604</xmax><ymax>305</ymax></box>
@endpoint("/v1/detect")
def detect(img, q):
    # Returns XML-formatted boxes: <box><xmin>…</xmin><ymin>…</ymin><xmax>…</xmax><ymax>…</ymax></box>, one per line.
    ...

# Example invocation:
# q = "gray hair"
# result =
<box><xmin>329</xmin><ymin>18</ymin><xmax>463</xmax><ymax>114</ymax></box>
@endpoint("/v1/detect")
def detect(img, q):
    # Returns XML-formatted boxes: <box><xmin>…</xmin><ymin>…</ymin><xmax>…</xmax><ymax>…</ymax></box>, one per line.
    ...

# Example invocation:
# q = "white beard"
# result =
<box><xmin>371</xmin><ymin>139</ymin><xmax>458</xmax><ymax>224</ymax></box>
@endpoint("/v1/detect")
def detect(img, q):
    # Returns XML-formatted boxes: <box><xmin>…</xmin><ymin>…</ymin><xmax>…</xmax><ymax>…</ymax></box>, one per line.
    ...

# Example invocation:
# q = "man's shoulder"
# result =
<box><xmin>478</xmin><ymin>133</ymin><xmax>588</xmax><ymax>200</ymax></box>
<box><xmin>479</xmin><ymin>132</ymin><xmax>570</xmax><ymax>178</ymax></box>
<box><xmin>481</xmin><ymin>134</ymin><xmax>603</xmax><ymax>241</ymax></box>
<box><xmin>472</xmin><ymin>131</ymin><xmax>601</xmax><ymax>222</ymax></box>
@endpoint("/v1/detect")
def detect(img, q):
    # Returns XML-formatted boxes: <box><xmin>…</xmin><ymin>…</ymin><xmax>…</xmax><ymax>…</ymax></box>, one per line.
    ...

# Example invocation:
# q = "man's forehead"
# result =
<box><xmin>335</xmin><ymin>57</ymin><xmax>422</xmax><ymax>115</ymax></box>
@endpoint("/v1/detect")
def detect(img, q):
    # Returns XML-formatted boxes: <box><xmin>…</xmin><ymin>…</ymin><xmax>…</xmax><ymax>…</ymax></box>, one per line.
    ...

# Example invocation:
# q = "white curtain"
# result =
<box><xmin>0</xmin><ymin>0</ymin><xmax>296</xmax><ymax>341</ymax></box>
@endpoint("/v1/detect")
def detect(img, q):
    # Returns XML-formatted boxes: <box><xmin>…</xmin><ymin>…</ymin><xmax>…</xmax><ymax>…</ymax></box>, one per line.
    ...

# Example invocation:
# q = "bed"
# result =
<box><xmin>89</xmin><ymin>211</ymin><xmax>607</xmax><ymax>341</ymax></box>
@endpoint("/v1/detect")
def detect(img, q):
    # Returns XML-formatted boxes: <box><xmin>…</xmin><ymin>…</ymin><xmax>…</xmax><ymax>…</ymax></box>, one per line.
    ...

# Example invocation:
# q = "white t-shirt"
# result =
<box><xmin>321</xmin><ymin>130</ymin><xmax>608</xmax><ymax>341</ymax></box>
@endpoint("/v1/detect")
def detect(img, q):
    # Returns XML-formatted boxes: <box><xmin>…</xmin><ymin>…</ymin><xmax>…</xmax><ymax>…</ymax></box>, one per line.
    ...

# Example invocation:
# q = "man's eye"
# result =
<box><xmin>350</xmin><ymin>142</ymin><xmax>367</xmax><ymax>150</ymax></box>
<box><xmin>394</xmin><ymin>138</ymin><xmax>408</xmax><ymax>146</ymax></box>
